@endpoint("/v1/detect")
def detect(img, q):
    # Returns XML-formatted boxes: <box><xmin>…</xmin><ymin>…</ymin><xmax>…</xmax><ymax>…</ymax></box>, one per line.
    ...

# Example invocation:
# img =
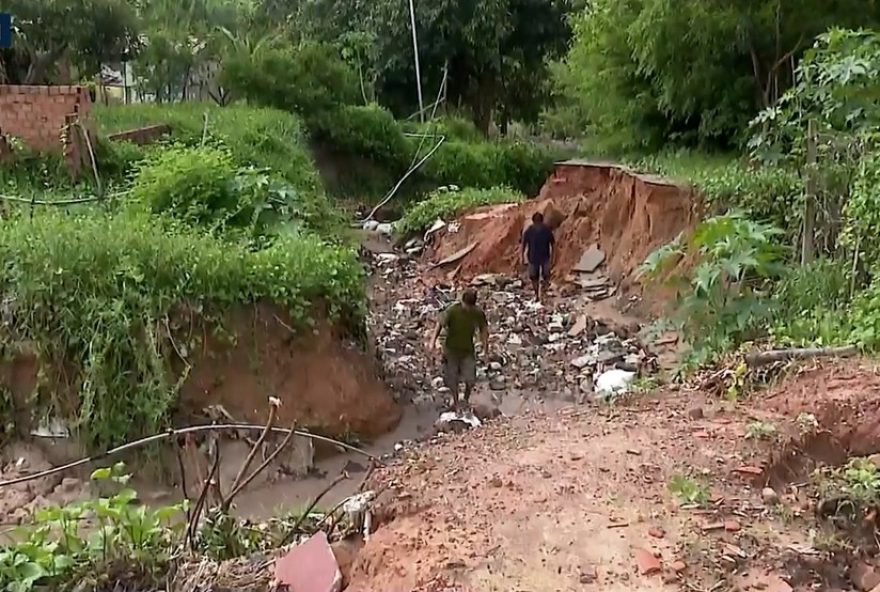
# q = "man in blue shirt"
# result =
<box><xmin>521</xmin><ymin>212</ymin><xmax>556</xmax><ymax>303</ymax></box>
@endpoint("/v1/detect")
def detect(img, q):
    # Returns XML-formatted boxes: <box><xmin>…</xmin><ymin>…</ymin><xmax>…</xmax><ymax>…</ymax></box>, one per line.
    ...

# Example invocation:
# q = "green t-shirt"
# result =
<box><xmin>442</xmin><ymin>303</ymin><xmax>488</xmax><ymax>358</ymax></box>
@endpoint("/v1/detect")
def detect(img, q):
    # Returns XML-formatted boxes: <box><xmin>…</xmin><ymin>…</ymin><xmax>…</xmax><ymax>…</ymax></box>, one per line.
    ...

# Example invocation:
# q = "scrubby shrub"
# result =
<box><xmin>0</xmin><ymin>210</ymin><xmax>364</xmax><ymax>449</ymax></box>
<box><xmin>130</xmin><ymin>145</ymin><xmax>239</xmax><ymax>228</ymax></box>
<box><xmin>402</xmin><ymin>115</ymin><xmax>484</xmax><ymax>142</ymax></box>
<box><xmin>312</xmin><ymin>104</ymin><xmax>410</xmax><ymax>170</ymax></box>
<box><xmin>130</xmin><ymin>145</ymin><xmax>343</xmax><ymax>238</ymax></box>
<box><xmin>397</xmin><ymin>186</ymin><xmax>524</xmax><ymax>235</ymax></box>
<box><xmin>220</xmin><ymin>42</ymin><xmax>360</xmax><ymax>126</ymax></box>
<box><xmin>423</xmin><ymin>140</ymin><xmax>556</xmax><ymax>196</ymax></box>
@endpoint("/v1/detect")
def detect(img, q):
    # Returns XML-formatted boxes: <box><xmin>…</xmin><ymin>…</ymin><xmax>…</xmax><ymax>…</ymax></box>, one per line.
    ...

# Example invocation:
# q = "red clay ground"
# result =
<box><xmin>345</xmin><ymin>360</ymin><xmax>880</xmax><ymax>592</ymax></box>
<box><xmin>426</xmin><ymin>161</ymin><xmax>697</xmax><ymax>295</ymax></box>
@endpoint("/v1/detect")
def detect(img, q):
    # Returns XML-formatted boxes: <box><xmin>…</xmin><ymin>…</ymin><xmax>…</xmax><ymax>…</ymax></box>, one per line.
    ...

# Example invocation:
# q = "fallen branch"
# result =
<box><xmin>0</xmin><ymin>424</ymin><xmax>378</xmax><ymax>489</ymax></box>
<box><xmin>228</xmin><ymin>398</ymin><xmax>280</xmax><ymax>497</ymax></box>
<box><xmin>224</xmin><ymin>422</ymin><xmax>296</xmax><ymax>508</ymax></box>
<box><xmin>187</xmin><ymin>447</ymin><xmax>221</xmax><ymax>549</ymax></box>
<box><xmin>744</xmin><ymin>345</ymin><xmax>858</xmax><ymax>368</ymax></box>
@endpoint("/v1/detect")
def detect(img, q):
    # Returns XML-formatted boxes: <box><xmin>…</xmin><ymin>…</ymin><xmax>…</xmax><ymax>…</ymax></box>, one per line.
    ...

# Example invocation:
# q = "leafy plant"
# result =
<box><xmin>640</xmin><ymin>213</ymin><xmax>788</xmax><ymax>363</ymax></box>
<box><xmin>745</xmin><ymin>420</ymin><xmax>777</xmax><ymax>440</ymax></box>
<box><xmin>397</xmin><ymin>186</ymin><xmax>523</xmax><ymax>235</ymax></box>
<box><xmin>814</xmin><ymin>458</ymin><xmax>880</xmax><ymax>522</ymax></box>
<box><xmin>0</xmin><ymin>463</ymin><xmax>184</xmax><ymax>592</ymax></box>
<box><xmin>668</xmin><ymin>474</ymin><xmax>710</xmax><ymax>506</ymax></box>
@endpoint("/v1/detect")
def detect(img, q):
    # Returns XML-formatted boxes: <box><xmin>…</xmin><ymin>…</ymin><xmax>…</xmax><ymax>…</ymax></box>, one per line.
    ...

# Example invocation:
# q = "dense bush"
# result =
<box><xmin>220</xmin><ymin>42</ymin><xmax>360</xmax><ymax>126</ymax></box>
<box><xmin>550</xmin><ymin>0</ymin><xmax>878</xmax><ymax>151</ymax></box>
<box><xmin>631</xmin><ymin>152</ymin><xmax>803</xmax><ymax>239</ymax></box>
<box><xmin>0</xmin><ymin>210</ymin><xmax>364</xmax><ymax>449</ymax></box>
<box><xmin>423</xmin><ymin>140</ymin><xmax>557</xmax><ymax>197</ymax></box>
<box><xmin>312</xmin><ymin>104</ymin><xmax>410</xmax><ymax>170</ymax></box>
<box><xmin>397</xmin><ymin>186</ymin><xmax>524</xmax><ymax>235</ymax></box>
<box><xmin>130</xmin><ymin>145</ymin><xmax>239</xmax><ymax>227</ymax></box>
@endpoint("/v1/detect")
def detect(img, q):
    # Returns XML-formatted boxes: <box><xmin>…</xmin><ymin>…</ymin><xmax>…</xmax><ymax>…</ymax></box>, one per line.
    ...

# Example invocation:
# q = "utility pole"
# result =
<box><xmin>408</xmin><ymin>0</ymin><xmax>425</xmax><ymax>122</ymax></box>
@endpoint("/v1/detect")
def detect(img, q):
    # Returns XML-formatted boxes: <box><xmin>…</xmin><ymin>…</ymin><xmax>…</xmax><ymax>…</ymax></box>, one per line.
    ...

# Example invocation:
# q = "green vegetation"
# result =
<box><xmin>668</xmin><ymin>474</ymin><xmax>710</xmax><ymax>506</ymax></box>
<box><xmin>94</xmin><ymin>103</ymin><xmax>321</xmax><ymax>195</ymax></box>
<box><xmin>0</xmin><ymin>209</ymin><xmax>362</xmax><ymax>449</ymax></box>
<box><xmin>397</xmin><ymin>186</ymin><xmax>524</xmax><ymax>235</ymax></box>
<box><xmin>0</xmin><ymin>464</ymin><xmax>184</xmax><ymax>591</ymax></box>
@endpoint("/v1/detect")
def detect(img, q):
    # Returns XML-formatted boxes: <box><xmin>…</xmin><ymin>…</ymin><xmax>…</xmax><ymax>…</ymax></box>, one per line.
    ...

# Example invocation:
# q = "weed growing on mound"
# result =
<box><xmin>0</xmin><ymin>211</ymin><xmax>364</xmax><ymax>449</ymax></box>
<box><xmin>397</xmin><ymin>186</ymin><xmax>523</xmax><ymax>235</ymax></box>
<box><xmin>94</xmin><ymin>104</ymin><xmax>321</xmax><ymax>194</ymax></box>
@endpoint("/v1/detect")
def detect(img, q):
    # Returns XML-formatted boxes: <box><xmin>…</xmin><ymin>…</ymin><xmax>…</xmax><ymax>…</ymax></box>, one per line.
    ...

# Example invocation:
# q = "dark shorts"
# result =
<box><xmin>528</xmin><ymin>259</ymin><xmax>551</xmax><ymax>282</ymax></box>
<box><xmin>443</xmin><ymin>353</ymin><xmax>476</xmax><ymax>389</ymax></box>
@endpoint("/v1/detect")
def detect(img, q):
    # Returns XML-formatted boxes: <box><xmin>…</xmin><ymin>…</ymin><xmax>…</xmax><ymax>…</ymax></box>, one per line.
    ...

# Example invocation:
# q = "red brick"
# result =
<box><xmin>275</xmin><ymin>532</ymin><xmax>342</xmax><ymax>592</ymax></box>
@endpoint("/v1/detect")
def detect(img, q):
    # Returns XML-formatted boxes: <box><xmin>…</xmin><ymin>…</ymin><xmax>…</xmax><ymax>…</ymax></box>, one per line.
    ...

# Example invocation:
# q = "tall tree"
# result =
<box><xmin>1</xmin><ymin>0</ymin><xmax>140</xmax><ymax>84</ymax></box>
<box><xmin>296</xmin><ymin>0</ymin><xmax>573</xmax><ymax>135</ymax></box>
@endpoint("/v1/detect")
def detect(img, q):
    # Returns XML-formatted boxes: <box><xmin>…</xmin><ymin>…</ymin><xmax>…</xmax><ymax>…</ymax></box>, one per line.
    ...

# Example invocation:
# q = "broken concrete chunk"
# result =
<box><xmin>571</xmin><ymin>355</ymin><xmax>595</xmax><ymax>370</ymax></box>
<box><xmin>275</xmin><ymin>531</ymin><xmax>343</xmax><ymax>592</ymax></box>
<box><xmin>573</xmin><ymin>244</ymin><xmax>606</xmax><ymax>273</ymax></box>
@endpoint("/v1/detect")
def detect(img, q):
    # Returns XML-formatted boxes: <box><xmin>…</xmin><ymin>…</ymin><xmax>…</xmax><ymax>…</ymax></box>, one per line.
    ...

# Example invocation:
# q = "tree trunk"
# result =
<box><xmin>802</xmin><ymin>119</ymin><xmax>818</xmax><ymax>265</ymax></box>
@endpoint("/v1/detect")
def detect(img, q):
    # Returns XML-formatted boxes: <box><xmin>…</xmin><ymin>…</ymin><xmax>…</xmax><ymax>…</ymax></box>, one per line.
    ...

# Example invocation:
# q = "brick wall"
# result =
<box><xmin>108</xmin><ymin>124</ymin><xmax>171</xmax><ymax>145</ymax></box>
<box><xmin>0</xmin><ymin>85</ymin><xmax>95</xmax><ymax>178</ymax></box>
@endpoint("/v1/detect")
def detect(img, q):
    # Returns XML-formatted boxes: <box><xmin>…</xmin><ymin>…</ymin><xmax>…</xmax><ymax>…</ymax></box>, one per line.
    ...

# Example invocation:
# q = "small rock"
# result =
<box><xmin>648</xmin><ymin>527</ymin><xmax>665</xmax><ymax>539</ymax></box>
<box><xmin>571</xmin><ymin>355</ymin><xmax>594</xmax><ymax>370</ymax></box>
<box><xmin>489</xmin><ymin>362</ymin><xmax>503</xmax><ymax>371</ymax></box>
<box><xmin>723</xmin><ymin>519</ymin><xmax>741</xmax><ymax>532</ymax></box>
<box><xmin>579</xmin><ymin>566</ymin><xmax>598</xmax><ymax>584</ymax></box>
<box><xmin>489</xmin><ymin>377</ymin><xmax>506</xmax><ymax>391</ymax></box>
<box><xmin>852</xmin><ymin>561</ymin><xmax>880</xmax><ymax>591</ymax></box>
<box><xmin>489</xmin><ymin>476</ymin><xmax>504</xmax><ymax>488</ymax></box>
<box><xmin>670</xmin><ymin>560</ymin><xmax>687</xmax><ymax>573</ymax></box>
<box><xmin>634</xmin><ymin>548</ymin><xmax>662</xmax><ymax>576</ymax></box>
<box><xmin>762</xmin><ymin>487</ymin><xmax>780</xmax><ymax>506</ymax></box>
<box><xmin>568</xmin><ymin>315</ymin><xmax>588</xmax><ymax>337</ymax></box>
<box><xmin>59</xmin><ymin>477</ymin><xmax>81</xmax><ymax>493</ymax></box>
<box><xmin>687</xmin><ymin>407</ymin><xmax>704</xmax><ymax>420</ymax></box>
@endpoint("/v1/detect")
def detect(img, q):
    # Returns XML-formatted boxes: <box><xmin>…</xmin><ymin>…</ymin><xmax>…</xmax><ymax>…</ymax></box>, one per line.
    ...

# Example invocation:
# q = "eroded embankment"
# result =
<box><xmin>427</xmin><ymin>160</ymin><xmax>697</xmax><ymax>297</ymax></box>
<box><xmin>0</xmin><ymin>303</ymin><xmax>400</xmax><ymax>446</ymax></box>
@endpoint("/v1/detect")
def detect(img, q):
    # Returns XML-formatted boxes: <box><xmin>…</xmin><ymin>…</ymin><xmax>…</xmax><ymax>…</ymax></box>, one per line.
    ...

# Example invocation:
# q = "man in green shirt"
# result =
<box><xmin>431</xmin><ymin>288</ymin><xmax>489</xmax><ymax>411</ymax></box>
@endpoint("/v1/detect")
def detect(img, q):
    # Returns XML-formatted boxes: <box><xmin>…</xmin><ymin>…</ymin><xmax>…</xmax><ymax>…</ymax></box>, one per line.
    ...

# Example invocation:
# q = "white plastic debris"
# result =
<box><xmin>437</xmin><ymin>411</ymin><xmax>482</xmax><ymax>429</ymax></box>
<box><xmin>362</xmin><ymin>220</ymin><xmax>380</xmax><ymax>231</ymax></box>
<box><xmin>376</xmin><ymin>223</ymin><xmax>394</xmax><ymax>236</ymax></box>
<box><xmin>424</xmin><ymin>218</ymin><xmax>447</xmax><ymax>242</ymax></box>
<box><xmin>595</xmin><ymin>369</ymin><xmax>636</xmax><ymax>397</ymax></box>
<box><xmin>31</xmin><ymin>417</ymin><xmax>70</xmax><ymax>438</ymax></box>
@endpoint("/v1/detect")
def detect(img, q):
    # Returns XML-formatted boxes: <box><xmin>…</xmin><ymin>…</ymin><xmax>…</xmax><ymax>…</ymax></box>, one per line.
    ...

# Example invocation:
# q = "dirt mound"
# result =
<box><xmin>756</xmin><ymin>361</ymin><xmax>880</xmax><ymax>485</ymax></box>
<box><xmin>427</xmin><ymin>161</ymin><xmax>697</xmax><ymax>289</ymax></box>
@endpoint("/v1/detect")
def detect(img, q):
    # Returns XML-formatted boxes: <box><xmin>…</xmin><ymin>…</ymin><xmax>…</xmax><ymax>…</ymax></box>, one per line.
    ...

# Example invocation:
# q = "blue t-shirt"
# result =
<box><xmin>522</xmin><ymin>223</ymin><xmax>555</xmax><ymax>264</ymax></box>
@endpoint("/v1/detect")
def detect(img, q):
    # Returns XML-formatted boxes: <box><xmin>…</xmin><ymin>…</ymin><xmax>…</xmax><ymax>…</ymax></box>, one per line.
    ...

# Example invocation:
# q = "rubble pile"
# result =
<box><xmin>362</xmin><ymin>241</ymin><xmax>658</xmax><ymax>413</ymax></box>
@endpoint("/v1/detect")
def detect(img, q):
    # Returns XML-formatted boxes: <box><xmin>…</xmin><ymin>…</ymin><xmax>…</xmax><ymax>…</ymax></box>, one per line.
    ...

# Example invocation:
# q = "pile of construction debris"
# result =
<box><xmin>362</xmin><ymin>237</ymin><xmax>658</xmax><ymax>416</ymax></box>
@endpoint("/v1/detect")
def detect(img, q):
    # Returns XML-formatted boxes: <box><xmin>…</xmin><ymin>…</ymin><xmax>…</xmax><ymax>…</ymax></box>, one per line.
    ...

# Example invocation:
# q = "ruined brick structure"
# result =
<box><xmin>0</xmin><ymin>85</ymin><xmax>96</xmax><ymax>179</ymax></box>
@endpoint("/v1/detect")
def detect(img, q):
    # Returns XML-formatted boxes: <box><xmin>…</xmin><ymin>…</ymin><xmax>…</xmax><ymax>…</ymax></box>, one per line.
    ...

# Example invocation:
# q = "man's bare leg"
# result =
<box><xmin>451</xmin><ymin>386</ymin><xmax>461</xmax><ymax>412</ymax></box>
<box><xmin>532</xmin><ymin>278</ymin><xmax>541</xmax><ymax>302</ymax></box>
<box><xmin>463</xmin><ymin>382</ymin><xmax>473</xmax><ymax>410</ymax></box>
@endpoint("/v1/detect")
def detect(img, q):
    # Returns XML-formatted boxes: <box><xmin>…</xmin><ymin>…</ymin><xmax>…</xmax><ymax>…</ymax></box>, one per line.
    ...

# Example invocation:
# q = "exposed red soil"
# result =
<box><xmin>0</xmin><ymin>304</ymin><xmax>401</xmax><ymax>442</ymax></box>
<box><xmin>346</xmin><ymin>363</ymin><xmax>880</xmax><ymax>592</ymax></box>
<box><xmin>178</xmin><ymin>303</ymin><xmax>401</xmax><ymax>438</ymax></box>
<box><xmin>426</xmin><ymin>162</ymin><xmax>698</xmax><ymax>296</ymax></box>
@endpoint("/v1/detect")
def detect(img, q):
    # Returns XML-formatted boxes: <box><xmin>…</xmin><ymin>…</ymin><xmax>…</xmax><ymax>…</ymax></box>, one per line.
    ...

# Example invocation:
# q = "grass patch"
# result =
<box><xmin>397</xmin><ymin>186</ymin><xmax>524</xmax><ymax>235</ymax></box>
<box><xmin>94</xmin><ymin>103</ymin><xmax>321</xmax><ymax>194</ymax></box>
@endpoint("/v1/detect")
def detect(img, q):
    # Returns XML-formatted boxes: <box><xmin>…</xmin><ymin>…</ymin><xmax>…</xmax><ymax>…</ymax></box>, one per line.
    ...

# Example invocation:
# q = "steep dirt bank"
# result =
<box><xmin>346</xmin><ymin>361</ymin><xmax>880</xmax><ymax>592</ymax></box>
<box><xmin>178</xmin><ymin>303</ymin><xmax>400</xmax><ymax>438</ymax></box>
<box><xmin>0</xmin><ymin>303</ymin><xmax>401</xmax><ymax>442</ymax></box>
<box><xmin>428</xmin><ymin>161</ymin><xmax>697</xmax><ymax>283</ymax></box>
